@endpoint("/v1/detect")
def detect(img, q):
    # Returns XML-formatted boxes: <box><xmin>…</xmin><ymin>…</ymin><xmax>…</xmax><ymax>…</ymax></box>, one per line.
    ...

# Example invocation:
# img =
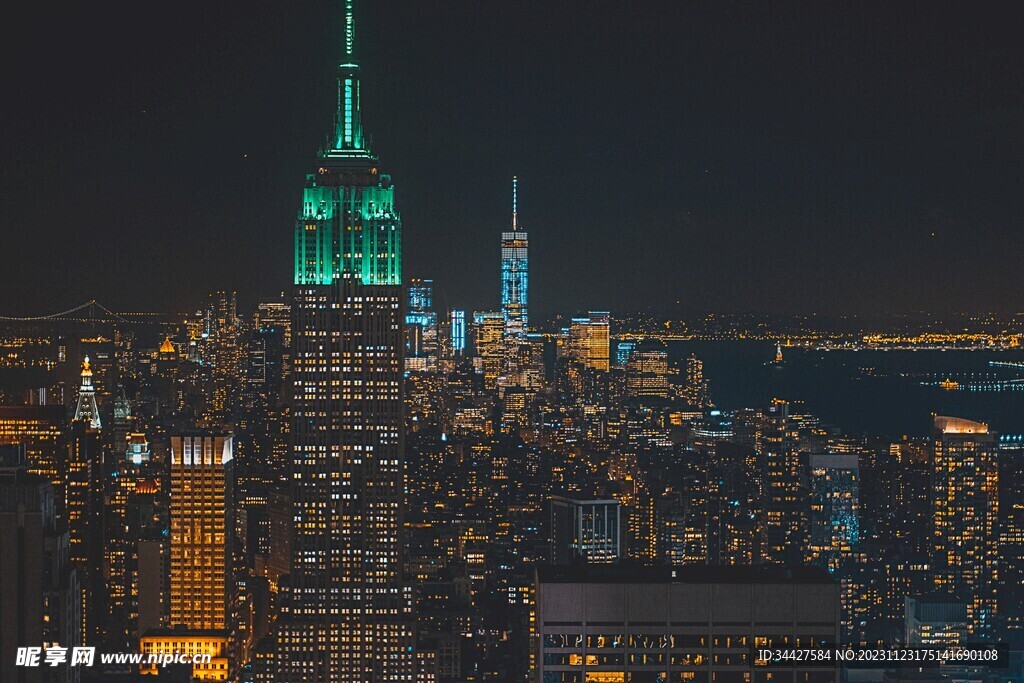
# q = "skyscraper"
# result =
<box><xmin>500</xmin><ymin>177</ymin><xmax>528</xmax><ymax>340</ymax></box>
<box><xmin>68</xmin><ymin>358</ymin><xmax>106</xmax><ymax>644</ymax></box>
<box><xmin>624</xmin><ymin>343</ymin><xmax>669</xmax><ymax>399</ymax></box>
<box><xmin>283</xmin><ymin>0</ymin><xmax>414</xmax><ymax>679</ymax></box>
<box><xmin>170</xmin><ymin>434</ymin><xmax>232</xmax><ymax>631</ymax></box>
<box><xmin>472</xmin><ymin>311</ymin><xmax>504</xmax><ymax>390</ymax></box>
<box><xmin>73</xmin><ymin>356</ymin><xmax>101</xmax><ymax>430</ymax></box>
<box><xmin>682</xmin><ymin>353</ymin><xmax>710</xmax><ymax>408</ymax></box>
<box><xmin>931</xmin><ymin>415</ymin><xmax>999</xmax><ymax>636</ymax></box>
<box><xmin>762</xmin><ymin>399</ymin><xmax>807</xmax><ymax>566</ymax></box>
<box><xmin>0</xmin><ymin>448</ymin><xmax>80</xmax><ymax>683</ymax></box>
<box><xmin>565</xmin><ymin>312</ymin><xmax>611</xmax><ymax>372</ymax></box>
<box><xmin>804</xmin><ymin>452</ymin><xmax>859</xmax><ymax>572</ymax></box>
<box><xmin>450</xmin><ymin>310</ymin><xmax>466</xmax><ymax>356</ymax></box>
<box><xmin>535</xmin><ymin>564</ymin><xmax>839</xmax><ymax>683</ymax></box>
<box><xmin>405</xmin><ymin>278</ymin><xmax>437</xmax><ymax>372</ymax></box>
<box><xmin>0</xmin><ymin>405</ymin><xmax>65</xmax><ymax>485</ymax></box>
<box><xmin>202</xmin><ymin>291</ymin><xmax>243</xmax><ymax>426</ymax></box>
<box><xmin>550</xmin><ymin>496</ymin><xmax>621</xmax><ymax>564</ymax></box>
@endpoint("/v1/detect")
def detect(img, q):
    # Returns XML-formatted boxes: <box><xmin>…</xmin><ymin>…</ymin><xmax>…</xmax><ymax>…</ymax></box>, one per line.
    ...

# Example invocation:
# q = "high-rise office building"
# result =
<box><xmin>706</xmin><ymin>441</ymin><xmax>761</xmax><ymax>566</ymax></box>
<box><xmin>254</xmin><ymin>299</ymin><xmax>291</xmax><ymax>344</ymax></box>
<box><xmin>625</xmin><ymin>343</ymin><xmax>669</xmax><ymax>399</ymax></box>
<box><xmin>564</xmin><ymin>312</ymin><xmax>611</xmax><ymax>372</ymax></box>
<box><xmin>137</xmin><ymin>538</ymin><xmax>168</xmax><ymax>637</ymax></box>
<box><xmin>0</xmin><ymin>404</ymin><xmax>65</xmax><ymax>485</ymax></box>
<box><xmin>682</xmin><ymin>353</ymin><xmax>709</xmax><ymax>409</ymax></box>
<box><xmin>804</xmin><ymin>452</ymin><xmax>859</xmax><ymax>572</ymax></box>
<box><xmin>500</xmin><ymin>177</ymin><xmax>528</xmax><ymax>340</ymax></box>
<box><xmin>615</xmin><ymin>340</ymin><xmax>636</xmax><ymax>367</ymax></box>
<box><xmin>931</xmin><ymin>415</ymin><xmax>999</xmax><ymax>636</ymax></box>
<box><xmin>535</xmin><ymin>564</ymin><xmax>839</xmax><ymax>683</ymax></box>
<box><xmin>550</xmin><ymin>496</ymin><xmax>622</xmax><ymax>565</ymax></box>
<box><xmin>405</xmin><ymin>278</ymin><xmax>438</xmax><ymax>372</ymax></box>
<box><xmin>282</xmin><ymin>0</ymin><xmax>414</xmax><ymax>679</ymax></box>
<box><xmin>997</xmin><ymin>435</ymin><xmax>1024</xmax><ymax>640</ymax></box>
<box><xmin>450</xmin><ymin>310</ymin><xmax>466</xmax><ymax>355</ymax></box>
<box><xmin>762</xmin><ymin>400</ymin><xmax>806</xmax><ymax>566</ymax></box>
<box><xmin>0</xmin><ymin>448</ymin><xmax>80</xmax><ymax>683</ymax></box>
<box><xmin>202</xmin><ymin>291</ymin><xmax>243</xmax><ymax>425</ymax></box>
<box><xmin>170</xmin><ymin>434</ymin><xmax>232</xmax><ymax>631</ymax></box>
<box><xmin>473</xmin><ymin>311</ymin><xmax>505</xmax><ymax>390</ymax></box>
<box><xmin>905</xmin><ymin>593</ymin><xmax>968</xmax><ymax>646</ymax></box>
<box><xmin>68</xmin><ymin>358</ymin><xmax>106</xmax><ymax>644</ymax></box>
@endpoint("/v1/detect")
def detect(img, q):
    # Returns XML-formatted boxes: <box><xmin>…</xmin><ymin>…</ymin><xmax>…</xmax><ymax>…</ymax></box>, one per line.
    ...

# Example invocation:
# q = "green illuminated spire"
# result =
<box><xmin>294</xmin><ymin>0</ymin><xmax>401</xmax><ymax>288</ymax></box>
<box><xmin>334</xmin><ymin>0</ymin><xmax>366</xmax><ymax>152</ymax></box>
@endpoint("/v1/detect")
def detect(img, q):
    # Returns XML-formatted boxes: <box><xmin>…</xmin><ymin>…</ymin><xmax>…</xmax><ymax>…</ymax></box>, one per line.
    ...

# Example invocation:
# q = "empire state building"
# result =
<box><xmin>278</xmin><ymin>0</ymin><xmax>414</xmax><ymax>679</ymax></box>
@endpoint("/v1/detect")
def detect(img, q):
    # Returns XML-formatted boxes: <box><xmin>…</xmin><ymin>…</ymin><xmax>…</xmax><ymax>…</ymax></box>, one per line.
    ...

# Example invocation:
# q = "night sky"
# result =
<box><xmin>1</xmin><ymin>1</ymin><xmax>1023</xmax><ymax>317</ymax></box>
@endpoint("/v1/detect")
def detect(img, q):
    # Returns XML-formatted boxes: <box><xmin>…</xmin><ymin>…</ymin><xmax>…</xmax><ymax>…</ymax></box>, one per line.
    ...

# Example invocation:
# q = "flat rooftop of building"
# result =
<box><xmin>536</xmin><ymin>563</ymin><xmax>835</xmax><ymax>585</ymax></box>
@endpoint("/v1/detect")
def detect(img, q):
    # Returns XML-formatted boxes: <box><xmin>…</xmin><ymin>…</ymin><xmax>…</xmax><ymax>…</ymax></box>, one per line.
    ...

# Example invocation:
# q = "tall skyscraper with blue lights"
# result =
<box><xmin>451</xmin><ymin>309</ymin><xmax>466</xmax><ymax>355</ymax></box>
<box><xmin>283</xmin><ymin>0</ymin><xmax>414</xmax><ymax>679</ymax></box>
<box><xmin>405</xmin><ymin>278</ymin><xmax>437</xmax><ymax>371</ymax></box>
<box><xmin>501</xmin><ymin>177</ymin><xmax>528</xmax><ymax>340</ymax></box>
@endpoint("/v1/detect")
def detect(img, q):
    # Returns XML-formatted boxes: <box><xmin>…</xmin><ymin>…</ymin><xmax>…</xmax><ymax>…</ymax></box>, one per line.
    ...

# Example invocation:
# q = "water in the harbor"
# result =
<box><xmin>667</xmin><ymin>341</ymin><xmax>1024</xmax><ymax>438</ymax></box>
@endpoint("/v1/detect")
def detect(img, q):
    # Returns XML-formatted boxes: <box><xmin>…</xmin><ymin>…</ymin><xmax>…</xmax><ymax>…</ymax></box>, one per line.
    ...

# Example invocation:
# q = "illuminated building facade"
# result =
<box><xmin>79</xmin><ymin>336</ymin><xmax>115</xmax><ymax>408</ymax></box>
<box><xmin>0</xmin><ymin>449</ymin><xmax>80</xmax><ymax>683</ymax></box>
<box><xmin>706</xmin><ymin>441</ymin><xmax>761</xmax><ymax>566</ymax></box>
<box><xmin>126</xmin><ymin>431</ymin><xmax>151</xmax><ymax>464</ymax></box>
<box><xmin>140</xmin><ymin>629</ymin><xmax>230</xmax><ymax>681</ymax></box>
<box><xmin>451</xmin><ymin>309</ymin><xmax>466</xmax><ymax>355</ymax></box>
<box><xmin>550</xmin><ymin>496</ymin><xmax>621</xmax><ymax>564</ymax></box>
<box><xmin>406</xmin><ymin>278</ymin><xmax>437</xmax><ymax>372</ymax></box>
<box><xmin>682</xmin><ymin>354</ymin><xmax>709</xmax><ymax>409</ymax></box>
<box><xmin>473</xmin><ymin>311</ymin><xmax>505</xmax><ymax>390</ymax></box>
<box><xmin>997</xmin><ymin>434</ymin><xmax>1024</xmax><ymax>639</ymax></box>
<box><xmin>170</xmin><ymin>434</ymin><xmax>232</xmax><ymax>631</ymax></box>
<box><xmin>762</xmin><ymin>399</ymin><xmax>806</xmax><ymax>566</ymax></box>
<box><xmin>566</xmin><ymin>312</ymin><xmax>611</xmax><ymax>372</ymax></box>
<box><xmin>68</xmin><ymin>360</ymin><xmax>107</xmax><ymax>644</ymax></box>
<box><xmin>931</xmin><ymin>415</ymin><xmax>999</xmax><ymax>636</ymax></box>
<box><xmin>535</xmin><ymin>564</ymin><xmax>839</xmax><ymax>683</ymax></box>
<box><xmin>804</xmin><ymin>452</ymin><xmax>859</xmax><ymax>572</ymax></box>
<box><xmin>625</xmin><ymin>344</ymin><xmax>669</xmax><ymax>399</ymax></box>
<box><xmin>202</xmin><ymin>291</ymin><xmax>243</xmax><ymax>425</ymax></box>
<box><xmin>501</xmin><ymin>176</ymin><xmax>528</xmax><ymax>340</ymax></box>
<box><xmin>904</xmin><ymin>594</ymin><xmax>968</xmax><ymax>646</ymax></box>
<box><xmin>0</xmin><ymin>404</ymin><xmax>65</xmax><ymax>484</ymax></box>
<box><xmin>616</xmin><ymin>341</ymin><xmax>636</xmax><ymax>367</ymax></box>
<box><xmin>281</xmin><ymin>0</ymin><xmax>414</xmax><ymax>679</ymax></box>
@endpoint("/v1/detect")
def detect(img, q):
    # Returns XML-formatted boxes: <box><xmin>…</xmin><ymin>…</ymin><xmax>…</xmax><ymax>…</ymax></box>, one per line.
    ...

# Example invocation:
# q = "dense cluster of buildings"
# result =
<box><xmin>0</xmin><ymin>2</ymin><xmax>1021</xmax><ymax>683</ymax></box>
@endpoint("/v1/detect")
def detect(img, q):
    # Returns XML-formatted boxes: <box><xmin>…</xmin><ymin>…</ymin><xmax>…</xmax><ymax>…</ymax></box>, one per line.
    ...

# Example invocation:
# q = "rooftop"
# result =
<box><xmin>933</xmin><ymin>415</ymin><xmax>989</xmax><ymax>435</ymax></box>
<box><xmin>536</xmin><ymin>563</ymin><xmax>835</xmax><ymax>586</ymax></box>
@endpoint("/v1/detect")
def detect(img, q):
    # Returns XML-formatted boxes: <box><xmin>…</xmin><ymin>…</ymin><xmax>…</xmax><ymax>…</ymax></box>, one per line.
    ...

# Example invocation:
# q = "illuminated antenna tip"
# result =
<box><xmin>512</xmin><ymin>176</ymin><xmax>518</xmax><ymax>230</ymax></box>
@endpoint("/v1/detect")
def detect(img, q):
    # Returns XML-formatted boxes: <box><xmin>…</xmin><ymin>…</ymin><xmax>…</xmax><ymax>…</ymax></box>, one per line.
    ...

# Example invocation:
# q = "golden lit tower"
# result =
<box><xmin>170</xmin><ymin>434</ymin><xmax>232</xmax><ymax>631</ymax></box>
<box><xmin>473</xmin><ymin>311</ymin><xmax>505</xmax><ymax>390</ymax></box>
<box><xmin>566</xmin><ymin>312</ymin><xmax>611</xmax><ymax>372</ymax></box>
